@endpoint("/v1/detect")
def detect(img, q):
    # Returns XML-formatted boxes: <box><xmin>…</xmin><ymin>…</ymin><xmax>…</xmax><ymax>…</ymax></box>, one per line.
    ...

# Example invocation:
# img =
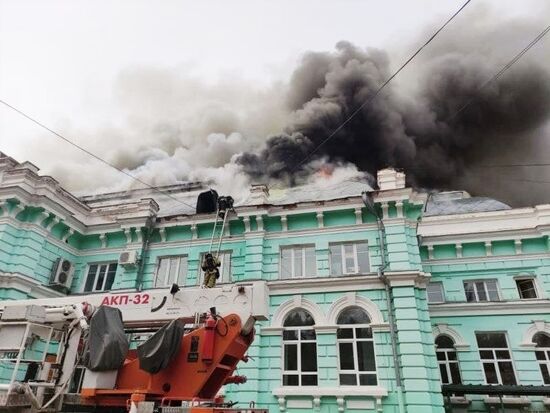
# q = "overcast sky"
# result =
<box><xmin>0</xmin><ymin>0</ymin><xmax>548</xmax><ymax>200</ymax></box>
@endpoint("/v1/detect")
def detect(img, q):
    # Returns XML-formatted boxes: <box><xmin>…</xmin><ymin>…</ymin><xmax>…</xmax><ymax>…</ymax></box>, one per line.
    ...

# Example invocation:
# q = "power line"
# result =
<box><xmin>448</xmin><ymin>24</ymin><xmax>550</xmax><ymax>121</ymax></box>
<box><xmin>0</xmin><ymin>99</ymin><xmax>197</xmax><ymax>210</ymax></box>
<box><xmin>268</xmin><ymin>0</ymin><xmax>472</xmax><ymax>190</ymax></box>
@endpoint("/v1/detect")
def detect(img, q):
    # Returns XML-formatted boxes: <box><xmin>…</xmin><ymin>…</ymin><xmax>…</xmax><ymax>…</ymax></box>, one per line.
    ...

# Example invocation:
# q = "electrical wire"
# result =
<box><xmin>448</xmin><ymin>24</ymin><xmax>550</xmax><ymax>121</ymax></box>
<box><xmin>0</xmin><ymin>99</ymin><xmax>197</xmax><ymax>210</ymax></box>
<box><xmin>267</xmin><ymin>0</ymin><xmax>472</xmax><ymax>191</ymax></box>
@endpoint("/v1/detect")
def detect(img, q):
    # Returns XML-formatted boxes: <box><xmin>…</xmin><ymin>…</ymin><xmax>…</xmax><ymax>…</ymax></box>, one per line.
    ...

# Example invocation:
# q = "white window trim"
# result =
<box><xmin>280</xmin><ymin>245</ymin><xmax>316</xmax><ymax>279</ymax></box>
<box><xmin>329</xmin><ymin>242</ymin><xmax>370</xmax><ymax>276</ymax></box>
<box><xmin>155</xmin><ymin>255</ymin><xmax>188</xmax><ymax>288</ymax></box>
<box><xmin>197</xmin><ymin>251</ymin><xmax>232</xmax><ymax>285</ymax></box>
<box><xmin>464</xmin><ymin>280</ymin><xmax>500</xmax><ymax>302</ymax></box>
<box><xmin>514</xmin><ymin>276</ymin><xmax>540</xmax><ymax>300</ymax></box>
<box><xmin>435</xmin><ymin>339</ymin><xmax>461</xmax><ymax>385</ymax></box>
<box><xmin>82</xmin><ymin>262</ymin><xmax>118</xmax><ymax>292</ymax></box>
<box><xmin>282</xmin><ymin>325</ymin><xmax>318</xmax><ymax>386</ymax></box>
<box><xmin>476</xmin><ymin>332</ymin><xmax>518</xmax><ymax>385</ymax></box>
<box><xmin>427</xmin><ymin>282</ymin><xmax>445</xmax><ymax>304</ymax></box>
<box><xmin>336</xmin><ymin>323</ymin><xmax>377</xmax><ymax>386</ymax></box>
<box><xmin>535</xmin><ymin>344</ymin><xmax>550</xmax><ymax>385</ymax></box>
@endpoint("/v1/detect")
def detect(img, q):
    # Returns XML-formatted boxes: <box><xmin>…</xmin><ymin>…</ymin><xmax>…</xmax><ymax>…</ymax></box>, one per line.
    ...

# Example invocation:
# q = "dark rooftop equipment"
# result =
<box><xmin>196</xmin><ymin>189</ymin><xmax>219</xmax><ymax>214</ymax></box>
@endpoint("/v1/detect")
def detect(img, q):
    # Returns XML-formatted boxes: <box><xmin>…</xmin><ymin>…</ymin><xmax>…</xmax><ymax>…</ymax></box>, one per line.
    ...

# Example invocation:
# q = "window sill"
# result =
<box><xmin>273</xmin><ymin>386</ymin><xmax>388</xmax><ymax>412</ymax></box>
<box><xmin>484</xmin><ymin>396</ymin><xmax>530</xmax><ymax>406</ymax></box>
<box><xmin>272</xmin><ymin>385</ymin><xmax>388</xmax><ymax>398</ymax></box>
<box><xmin>449</xmin><ymin>396</ymin><xmax>470</xmax><ymax>406</ymax></box>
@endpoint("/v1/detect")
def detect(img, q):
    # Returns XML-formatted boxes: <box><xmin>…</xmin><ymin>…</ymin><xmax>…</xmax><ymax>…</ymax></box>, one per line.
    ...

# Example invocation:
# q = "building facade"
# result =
<box><xmin>0</xmin><ymin>152</ymin><xmax>549</xmax><ymax>412</ymax></box>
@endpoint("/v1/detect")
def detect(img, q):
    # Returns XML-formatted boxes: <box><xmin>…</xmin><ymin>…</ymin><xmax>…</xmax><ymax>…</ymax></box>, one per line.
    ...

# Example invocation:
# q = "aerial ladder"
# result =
<box><xmin>0</xmin><ymin>281</ymin><xmax>269</xmax><ymax>413</ymax></box>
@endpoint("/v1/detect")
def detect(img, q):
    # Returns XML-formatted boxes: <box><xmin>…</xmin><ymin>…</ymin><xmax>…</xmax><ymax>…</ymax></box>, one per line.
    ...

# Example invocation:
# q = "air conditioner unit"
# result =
<box><xmin>50</xmin><ymin>258</ymin><xmax>74</xmax><ymax>289</ymax></box>
<box><xmin>119</xmin><ymin>250</ymin><xmax>139</xmax><ymax>267</ymax></box>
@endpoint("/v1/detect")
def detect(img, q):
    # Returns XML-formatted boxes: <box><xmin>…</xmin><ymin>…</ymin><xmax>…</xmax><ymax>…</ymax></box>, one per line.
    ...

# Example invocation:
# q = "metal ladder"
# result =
<box><xmin>208</xmin><ymin>208</ymin><xmax>231</xmax><ymax>259</ymax></box>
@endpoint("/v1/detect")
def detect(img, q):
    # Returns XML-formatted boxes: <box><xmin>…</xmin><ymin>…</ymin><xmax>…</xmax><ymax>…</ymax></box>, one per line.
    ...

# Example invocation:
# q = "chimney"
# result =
<box><xmin>377</xmin><ymin>168</ymin><xmax>406</xmax><ymax>191</ymax></box>
<box><xmin>249</xmin><ymin>184</ymin><xmax>270</xmax><ymax>204</ymax></box>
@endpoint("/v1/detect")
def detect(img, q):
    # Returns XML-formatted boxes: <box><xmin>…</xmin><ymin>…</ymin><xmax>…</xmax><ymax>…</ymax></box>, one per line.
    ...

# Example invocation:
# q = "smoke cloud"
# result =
<box><xmin>39</xmin><ymin>7</ymin><xmax>550</xmax><ymax>207</ymax></box>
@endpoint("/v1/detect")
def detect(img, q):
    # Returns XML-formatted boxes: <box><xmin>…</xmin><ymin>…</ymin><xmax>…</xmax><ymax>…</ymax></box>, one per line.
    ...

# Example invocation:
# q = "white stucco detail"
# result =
<box><xmin>326</xmin><ymin>293</ymin><xmax>385</xmax><ymax>325</ymax></box>
<box><xmin>433</xmin><ymin>324</ymin><xmax>470</xmax><ymax>350</ymax></box>
<box><xmin>520</xmin><ymin>321</ymin><xmax>550</xmax><ymax>347</ymax></box>
<box><xmin>270</xmin><ymin>295</ymin><xmax>326</xmax><ymax>327</ymax></box>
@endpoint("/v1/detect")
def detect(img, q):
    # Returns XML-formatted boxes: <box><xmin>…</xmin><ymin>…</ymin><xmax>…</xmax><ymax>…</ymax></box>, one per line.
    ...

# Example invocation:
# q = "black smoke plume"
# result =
<box><xmin>237</xmin><ymin>35</ymin><xmax>550</xmax><ymax>204</ymax></box>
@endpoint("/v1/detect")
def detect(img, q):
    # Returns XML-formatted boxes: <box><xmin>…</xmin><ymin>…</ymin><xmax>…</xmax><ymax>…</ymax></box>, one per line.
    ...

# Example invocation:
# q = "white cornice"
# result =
<box><xmin>429</xmin><ymin>299</ymin><xmax>550</xmax><ymax>317</ymax></box>
<box><xmin>418</xmin><ymin>204</ymin><xmax>550</xmax><ymax>241</ymax></box>
<box><xmin>422</xmin><ymin>252</ymin><xmax>549</xmax><ymax>267</ymax></box>
<box><xmin>267</xmin><ymin>274</ymin><xmax>384</xmax><ymax>294</ymax></box>
<box><xmin>0</xmin><ymin>272</ymin><xmax>65</xmax><ymax>298</ymax></box>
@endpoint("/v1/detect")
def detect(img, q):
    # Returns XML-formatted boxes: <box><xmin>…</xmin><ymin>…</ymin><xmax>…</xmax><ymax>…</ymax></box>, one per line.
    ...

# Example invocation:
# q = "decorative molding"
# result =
<box><xmin>0</xmin><ymin>272</ymin><xmax>65</xmax><ymax>298</ymax></box>
<box><xmin>427</xmin><ymin>245</ymin><xmax>434</xmax><ymax>260</ymax></box>
<box><xmin>159</xmin><ymin>228</ymin><xmax>167</xmax><ymax>242</ymax></box>
<box><xmin>432</xmin><ymin>323</ymin><xmax>470</xmax><ymax>350</ymax></box>
<box><xmin>267</xmin><ymin>274</ymin><xmax>384</xmax><ymax>295</ymax></box>
<box><xmin>316</xmin><ymin>211</ymin><xmax>324</xmax><ymax>228</ymax></box>
<box><xmin>354</xmin><ymin>207</ymin><xmax>362</xmax><ymax>225</ymax></box>
<box><xmin>36</xmin><ymin>210</ymin><xmax>50</xmax><ymax>225</ymax></box>
<box><xmin>191</xmin><ymin>223</ymin><xmax>198</xmax><ymax>239</ymax></box>
<box><xmin>515</xmin><ymin>239</ymin><xmax>522</xmax><ymax>254</ymax></box>
<box><xmin>61</xmin><ymin>228</ymin><xmax>74</xmax><ymax>243</ymax></box>
<box><xmin>99</xmin><ymin>233</ymin><xmax>107</xmax><ymax>248</ymax></box>
<box><xmin>326</xmin><ymin>292</ymin><xmax>385</xmax><ymax>325</ymax></box>
<box><xmin>256</xmin><ymin>215</ymin><xmax>264</xmax><ymax>232</ymax></box>
<box><xmin>422</xmin><ymin>251</ymin><xmax>549</xmax><ymax>266</ymax></box>
<box><xmin>46</xmin><ymin>216</ymin><xmax>60</xmax><ymax>231</ymax></box>
<box><xmin>242</xmin><ymin>216</ymin><xmax>251</xmax><ymax>233</ymax></box>
<box><xmin>520</xmin><ymin>321</ymin><xmax>550</xmax><ymax>347</ymax></box>
<box><xmin>484</xmin><ymin>241</ymin><xmax>492</xmax><ymax>256</ymax></box>
<box><xmin>270</xmin><ymin>295</ymin><xmax>326</xmax><ymax>328</ymax></box>
<box><xmin>381</xmin><ymin>202</ymin><xmax>389</xmax><ymax>219</ymax></box>
<box><xmin>135</xmin><ymin>228</ymin><xmax>143</xmax><ymax>243</ymax></box>
<box><xmin>124</xmin><ymin>228</ymin><xmax>133</xmax><ymax>243</ymax></box>
<box><xmin>455</xmin><ymin>243</ymin><xmax>463</xmax><ymax>258</ymax></box>
<box><xmin>430</xmin><ymin>299</ymin><xmax>550</xmax><ymax>317</ymax></box>
<box><xmin>395</xmin><ymin>201</ymin><xmax>403</xmax><ymax>218</ymax></box>
<box><xmin>9</xmin><ymin>202</ymin><xmax>25</xmax><ymax>218</ymax></box>
<box><xmin>280</xmin><ymin>215</ymin><xmax>287</xmax><ymax>231</ymax></box>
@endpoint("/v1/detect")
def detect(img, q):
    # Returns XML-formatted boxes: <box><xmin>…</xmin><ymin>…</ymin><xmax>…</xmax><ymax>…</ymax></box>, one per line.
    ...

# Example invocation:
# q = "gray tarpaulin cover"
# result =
<box><xmin>84</xmin><ymin>306</ymin><xmax>129</xmax><ymax>371</ymax></box>
<box><xmin>137</xmin><ymin>319</ymin><xmax>186</xmax><ymax>374</ymax></box>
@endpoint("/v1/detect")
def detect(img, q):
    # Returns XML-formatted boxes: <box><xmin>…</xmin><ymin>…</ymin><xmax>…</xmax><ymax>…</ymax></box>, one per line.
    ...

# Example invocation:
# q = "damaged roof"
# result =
<box><xmin>79</xmin><ymin>178</ymin><xmax>373</xmax><ymax>218</ymax></box>
<box><xmin>423</xmin><ymin>191</ymin><xmax>511</xmax><ymax>216</ymax></box>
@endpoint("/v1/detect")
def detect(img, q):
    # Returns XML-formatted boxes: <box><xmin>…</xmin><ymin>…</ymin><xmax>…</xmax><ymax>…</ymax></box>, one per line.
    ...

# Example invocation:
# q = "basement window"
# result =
<box><xmin>515</xmin><ymin>278</ymin><xmax>538</xmax><ymax>299</ymax></box>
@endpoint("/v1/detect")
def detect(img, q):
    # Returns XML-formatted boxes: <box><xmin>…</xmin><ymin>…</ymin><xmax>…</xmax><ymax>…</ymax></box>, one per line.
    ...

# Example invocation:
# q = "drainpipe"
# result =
<box><xmin>362</xmin><ymin>191</ymin><xmax>405</xmax><ymax>413</ymax></box>
<box><xmin>135</xmin><ymin>212</ymin><xmax>157</xmax><ymax>292</ymax></box>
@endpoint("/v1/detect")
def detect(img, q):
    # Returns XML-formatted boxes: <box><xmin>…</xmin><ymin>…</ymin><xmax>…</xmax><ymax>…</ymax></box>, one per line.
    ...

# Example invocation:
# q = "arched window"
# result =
<box><xmin>436</xmin><ymin>335</ymin><xmax>462</xmax><ymax>385</ymax></box>
<box><xmin>337</xmin><ymin>307</ymin><xmax>377</xmax><ymax>386</ymax></box>
<box><xmin>533</xmin><ymin>333</ymin><xmax>550</xmax><ymax>385</ymax></box>
<box><xmin>282</xmin><ymin>309</ymin><xmax>318</xmax><ymax>386</ymax></box>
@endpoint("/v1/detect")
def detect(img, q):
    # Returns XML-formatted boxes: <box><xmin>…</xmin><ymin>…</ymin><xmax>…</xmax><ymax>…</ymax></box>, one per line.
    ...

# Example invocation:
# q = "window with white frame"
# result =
<box><xmin>435</xmin><ymin>335</ymin><xmax>462</xmax><ymax>385</ymax></box>
<box><xmin>280</xmin><ymin>245</ymin><xmax>316</xmax><ymax>279</ymax></box>
<box><xmin>464</xmin><ymin>280</ymin><xmax>499</xmax><ymax>302</ymax></box>
<box><xmin>533</xmin><ymin>333</ymin><xmax>550</xmax><ymax>385</ymax></box>
<box><xmin>516</xmin><ymin>278</ymin><xmax>538</xmax><ymax>299</ymax></box>
<box><xmin>282</xmin><ymin>309</ymin><xmax>318</xmax><ymax>386</ymax></box>
<box><xmin>476</xmin><ymin>332</ymin><xmax>517</xmax><ymax>385</ymax></box>
<box><xmin>329</xmin><ymin>241</ymin><xmax>369</xmax><ymax>276</ymax></box>
<box><xmin>427</xmin><ymin>282</ymin><xmax>445</xmax><ymax>303</ymax></box>
<box><xmin>337</xmin><ymin>307</ymin><xmax>377</xmax><ymax>386</ymax></box>
<box><xmin>83</xmin><ymin>263</ymin><xmax>118</xmax><ymax>292</ymax></box>
<box><xmin>155</xmin><ymin>255</ymin><xmax>188</xmax><ymax>287</ymax></box>
<box><xmin>198</xmin><ymin>251</ymin><xmax>232</xmax><ymax>284</ymax></box>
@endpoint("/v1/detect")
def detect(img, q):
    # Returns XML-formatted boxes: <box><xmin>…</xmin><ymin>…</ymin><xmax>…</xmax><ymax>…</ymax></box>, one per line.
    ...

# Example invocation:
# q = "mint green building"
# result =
<box><xmin>1</xmin><ymin>151</ymin><xmax>549</xmax><ymax>412</ymax></box>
